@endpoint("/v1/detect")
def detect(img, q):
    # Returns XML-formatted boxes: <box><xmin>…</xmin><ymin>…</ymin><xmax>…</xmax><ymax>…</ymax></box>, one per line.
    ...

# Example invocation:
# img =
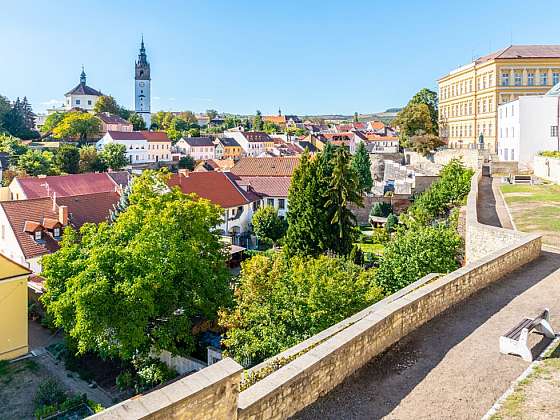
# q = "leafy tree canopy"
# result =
<box><xmin>54</xmin><ymin>144</ymin><xmax>80</xmax><ymax>174</ymax></box>
<box><xmin>351</xmin><ymin>142</ymin><xmax>373</xmax><ymax>193</ymax></box>
<box><xmin>41</xmin><ymin>112</ymin><xmax>66</xmax><ymax>134</ymax></box>
<box><xmin>79</xmin><ymin>145</ymin><xmax>107</xmax><ymax>173</ymax></box>
<box><xmin>127</xmin><ymin>113</ymin><xmax>146</xmax><ymax>131</ymax></box>
<box><xmin>52</xmin><ymin>112</ymin><xmax>101</xmax><ymax>143</ymax></box>
<box><xmin>17</xmin><ymin>149</ymin><xmax>56</xmax><ymax>176</ymax></box>
<box><xmin>252</xmin><ymin>206</ymin><xmax>287</xmax><ymax>246</ymax></box>
<box><xmin>41</xmin><ymin>170</ymin><xmax>232</xmax><ymax>360</ymax></box>
<box><xmin>178</xmin><ymin>155</ymin><xmax>195</xmax><ymax>170</ymax></box>
<box><xmin>100</xmin><ymin>143</ymin><xmax>128</xmax><ymax>170</ymax></box>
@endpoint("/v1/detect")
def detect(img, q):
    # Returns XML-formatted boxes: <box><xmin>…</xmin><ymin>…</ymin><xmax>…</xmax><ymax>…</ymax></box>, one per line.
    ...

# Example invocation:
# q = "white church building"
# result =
<box><xmin>64</xmin><ymin>67</ymin><xmax>103</xmax><ymax>111</ymax></box>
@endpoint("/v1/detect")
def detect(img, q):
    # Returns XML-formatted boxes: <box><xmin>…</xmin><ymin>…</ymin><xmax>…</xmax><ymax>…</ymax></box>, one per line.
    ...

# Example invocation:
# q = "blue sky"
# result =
<box><xmin>2</xmin><ymin>0</ymin><xmax>559</xmax><ymax>115</ymax></box>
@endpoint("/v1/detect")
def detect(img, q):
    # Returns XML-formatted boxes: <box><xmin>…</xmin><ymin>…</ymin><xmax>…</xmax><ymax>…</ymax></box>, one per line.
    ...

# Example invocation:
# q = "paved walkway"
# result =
<box><xmin>295</xmin><ymin>178</ymin><xmax>559</xmax><ymax>420</ymax></box>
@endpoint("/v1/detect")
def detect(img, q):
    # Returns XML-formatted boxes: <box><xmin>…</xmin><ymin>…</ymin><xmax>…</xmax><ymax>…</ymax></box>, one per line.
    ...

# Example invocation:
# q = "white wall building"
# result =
<box><xmin>497</xmin><ymin>84</ymin><xmax>560</xmax><ymax>166</ymax></box>
<box><xmin>97</xmin><ymin>131</ymin><xmax>149</xmax><ymax>164</ymax></box>
<box><xmin>175</xmin><ymin>137</ymin><xmax>216</xmax><ymax>160</ymax></box>
<box><xmin>227</xmin><ymin>131</ymin><xmax>272</xmax><ymax>157</ymax></box>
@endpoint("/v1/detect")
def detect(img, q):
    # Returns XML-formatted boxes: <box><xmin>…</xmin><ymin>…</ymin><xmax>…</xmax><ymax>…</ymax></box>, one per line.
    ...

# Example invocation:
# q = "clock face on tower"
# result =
<box><xmin>139</xmin><ymin>82</ymin><xmax>145</xmax><ymax>87</ymax></box>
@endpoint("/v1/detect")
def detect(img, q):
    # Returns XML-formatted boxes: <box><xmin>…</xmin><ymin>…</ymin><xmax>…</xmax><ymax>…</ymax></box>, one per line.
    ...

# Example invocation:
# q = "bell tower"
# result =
<box><xmin>135</xmin><ymin>36</ymin><xmax>151</xmax><ymax>128</ymax></box>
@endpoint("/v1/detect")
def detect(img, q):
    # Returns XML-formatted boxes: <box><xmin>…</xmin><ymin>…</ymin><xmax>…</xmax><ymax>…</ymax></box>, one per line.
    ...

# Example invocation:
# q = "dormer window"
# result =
<box><xmin>53</xmin><ymin>227</ymin><xmax>61</xmax><ymax>238</ymax></box>
<box><xmin>34</xmin><ymin>231</ymin><xmax>42</xmax><ymax>241</ymax></box>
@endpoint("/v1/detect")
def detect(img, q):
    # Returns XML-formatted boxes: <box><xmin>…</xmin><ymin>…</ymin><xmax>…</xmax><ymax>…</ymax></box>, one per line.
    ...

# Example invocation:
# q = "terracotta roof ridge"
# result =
<box><xmin>223</xmin><ymin>172</ymin><xmax>251</xmax><ymax>203</ymax></box>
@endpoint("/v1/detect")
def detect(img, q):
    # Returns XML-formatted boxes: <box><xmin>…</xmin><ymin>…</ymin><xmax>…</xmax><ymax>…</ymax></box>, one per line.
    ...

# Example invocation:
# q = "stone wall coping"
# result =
<box><xmin>89</xmin><ymin>357</ymin><xmax>243</xmax><ymax>419</ymax></box>
<box><xmin>245</xmin><ymin>272</ymin><xmax>440</xmax><ymax>375</ymax></box>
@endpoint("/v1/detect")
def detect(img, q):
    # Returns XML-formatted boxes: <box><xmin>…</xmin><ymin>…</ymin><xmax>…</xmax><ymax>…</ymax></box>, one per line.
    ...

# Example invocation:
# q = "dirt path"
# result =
<box><xmin>294</xmin><ymin>249</ymin><xmax>560</xmax><ymax>420</ymax></box>
<box><xmin>477</xmin><ymin>176</ymin><xmax>513</xmax><ymax>229</ymax></box>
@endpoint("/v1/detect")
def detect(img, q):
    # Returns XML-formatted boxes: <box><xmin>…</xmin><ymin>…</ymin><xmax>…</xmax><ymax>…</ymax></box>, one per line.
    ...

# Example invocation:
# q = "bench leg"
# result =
<box><xmin>518</xmin><ymin>328</ymin><xmax>533</xmax><ymax>362</ymax></box>
<box><xmin>536</xmin><ymin>319</ymin><xmax>556</xmax><ymax>339</ymax></box>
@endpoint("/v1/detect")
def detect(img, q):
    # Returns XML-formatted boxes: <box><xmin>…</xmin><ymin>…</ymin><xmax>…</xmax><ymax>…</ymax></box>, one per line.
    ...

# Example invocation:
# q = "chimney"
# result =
<box><xmin>178</xmin><ymin>169</ymin><xmax>190</xmax><ymax>177</ymax></box>
<box><xmin>52</xmin><ymin>192</ymin><xmax>57</xmax><ymax>211</ymax></box>
<box><xmin>58</xmin><ymin>205</ymin><xmax>68</xmax><ymax>225</ymax></box>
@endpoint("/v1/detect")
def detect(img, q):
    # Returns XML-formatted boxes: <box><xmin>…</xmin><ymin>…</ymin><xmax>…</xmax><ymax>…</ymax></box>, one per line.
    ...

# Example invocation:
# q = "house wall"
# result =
<box><xmin>0</xmin><ymin>207</ymin><xmax>27</xmax><ymax>267</ymax></box>
<box><xmin>147</xmin><ymin>142</ymin><xmax>172</xmax><ymax>162</ymax></box>
<box><xmin>65</xmin><ymin>94</ymin><xmax>99</xmax><ymax>111</ymax></box>
<box><xmin>0</xmin><ymin>275</ymin><xmax>29</xmax><ymax>360</ymax></box>
<box><xmin>8</xmin><ymin>178</ymin><xmax>26</xmax><ymax>200</ymax></box>
<box><xmin>534</xmin><ymin>154</ymin><xmax>560</xmax><ymax>183</ymax></box>
<box><xmin>222</xmin><ymin>203</ymin><xmax>254</xmax><ymax>235</ymax></box>
<box><xmin>97</xmin><ymin>135</ymin><xmax>149</xmax><ymax>163</ymax></box>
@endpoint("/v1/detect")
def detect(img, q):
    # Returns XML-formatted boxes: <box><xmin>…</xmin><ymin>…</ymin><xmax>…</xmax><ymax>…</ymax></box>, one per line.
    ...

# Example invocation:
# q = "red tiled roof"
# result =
<box><xmin>234</xmin><ymin>176</ymin><xmax>291</xmax><ymax>197</ymax></box>
<box><xmin>1</xmin><ymin>192</ymin><xmax>119</xmax><ymax>259</ymax></box>
<box><xmin>231</xmin><ymin>157</ymin><xmax>300</xmax><ymax>177</ymax></box>
<box><xmin>141</xmin><ymin>131</ymin><xmax>170</xmax><ymax>142</ymax></box>
<box><xmin>97</xmin><ymin>112</ymin><xmax>131</xmax><ymax>125</ymax></box>
<box><xmin>14</xmin><ymin>172</ymin><xmax>124</xmax><ymax>199</ymax></box>
<box><xmin>263</xmin><ymin>115</ymin><xmax>286</xmax><ymax>125</ymax></box>
<box><xmin>476</xmin><ymin>45</ymin><xmax>560</xmax><ymax>63</ymax></box>
<box><xmin>107</xmin><ymin>130</ymin><xmax>146</xmax><ymax>140</ymax></box>
<box><xmin>369</xmin><ymin>121</ymin><xmax>385</xmax><ymax>130</ymax></box>
<box><xmin>168</xmin><ymin>172</ymin><xmax>259</xmax><ymax>208</ymax></box>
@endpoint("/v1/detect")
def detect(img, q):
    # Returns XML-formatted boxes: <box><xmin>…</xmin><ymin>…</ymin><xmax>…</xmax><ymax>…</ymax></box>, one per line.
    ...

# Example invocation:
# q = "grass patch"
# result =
<box><xmin>355</xmin><ymin>243</ymin><xmax>385</xmax><ymax>255</ymax></box>
<box><xmin>500</xmin><ymin>184</ymin><xmax>560</xmax><ymax>203</ymax></box>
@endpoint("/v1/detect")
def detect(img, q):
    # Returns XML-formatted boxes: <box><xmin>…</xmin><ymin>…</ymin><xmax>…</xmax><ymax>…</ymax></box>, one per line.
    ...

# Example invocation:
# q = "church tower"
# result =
<box><xmin>135</xmin><ymin>36</ymin><xmax>151</xmax><ymax>128</ymax></box>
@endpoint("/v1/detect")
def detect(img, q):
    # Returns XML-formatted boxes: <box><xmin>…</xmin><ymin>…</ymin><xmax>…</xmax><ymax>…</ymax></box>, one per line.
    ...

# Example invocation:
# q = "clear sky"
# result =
<box><xmin>2</xmin><ymin>0</ymin><xmax>559</xmax><ymax>116</ymax></box>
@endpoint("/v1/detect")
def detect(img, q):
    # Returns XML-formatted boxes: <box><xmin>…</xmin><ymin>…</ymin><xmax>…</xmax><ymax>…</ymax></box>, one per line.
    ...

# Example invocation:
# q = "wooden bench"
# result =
<box><xmin>499</xmin><ymin>309</ymin><xmax>555</xmax><ymax>362</ymax></box>
<box><xmin>513</xmin><ymin>175</ymin><xmax>532</xmax><ymax>185</ymax></box>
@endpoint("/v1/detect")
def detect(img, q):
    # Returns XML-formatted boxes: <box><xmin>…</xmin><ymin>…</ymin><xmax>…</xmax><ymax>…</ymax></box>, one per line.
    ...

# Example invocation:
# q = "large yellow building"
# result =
<box><xmin>438</xmin><ymin>45</ymin><xmax>560</xmax><ymax>152</ymax></box>
<box><xmin>0</xmin><ymin>254</ymin><xmax>31</xmax><ymax>360</ymax></box>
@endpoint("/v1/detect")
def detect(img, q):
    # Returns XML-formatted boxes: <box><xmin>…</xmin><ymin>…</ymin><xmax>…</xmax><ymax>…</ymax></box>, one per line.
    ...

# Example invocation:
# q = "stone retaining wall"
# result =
<box><xmin>89</xmin><ymin>358</ymin><xmax>242</xmax><ymax>420</ymax></box>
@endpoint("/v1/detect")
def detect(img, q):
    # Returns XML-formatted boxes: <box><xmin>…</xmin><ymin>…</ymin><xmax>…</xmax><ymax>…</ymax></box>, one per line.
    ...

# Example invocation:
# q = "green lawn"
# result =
<box><xmin>355</xmin><ymin>243</ymin><xmax>385</xmax><ymax>255</ymax></box>
<box><xmin>500</xmin><ymin>184</ymin><xmax>560</xmax><ymax>247</ymax></box>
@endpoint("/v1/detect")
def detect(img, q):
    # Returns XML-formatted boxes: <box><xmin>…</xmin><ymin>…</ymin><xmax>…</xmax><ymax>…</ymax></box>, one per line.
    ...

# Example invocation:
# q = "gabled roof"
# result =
<box><xmin>107</xmin><ymin>131</ymin><xmax>146</xmax><ymax>141</ymax></box>
<box><xmin>141</xmin><ymin>131</ymin><xmax>170</xmax><ymax>142</ymax></box>
<box><xmin>0</xmin><ymin>192</ymin><xmax>118</xmax><ymax>259</ymax></box>
<box><xmin>231</xmin><ymin>157</ymin><xmax>300</xmax><ymax>177</ymax></box>
<box><xmin>233</xmin><ymin>175</ymin><xmax>291</xmax><ymax>198</ymax></box>
<box><xmin>13</xmin><ymin>172</ymin><xmax>128</xmax><ymax>199</ymax></box>
<box><xmin>476</xmin><ymin>45</ymin><xmax>560</xmax><ymax>64</ymax></box>
<box><xmin>65</xmin><ymin>82</ymin><xmax>103</xmax><ymax>97</ymax></box>
<box><xmin>168</xmin><ymin>171</ymin><xmax>259</xmax><ymax>208</ymax></box>
<box><xmin>96</xmin><ymin>112</ymin><xmax>131</xmax><ymax>125</ymax></box>
<box><xmin>182</xmin><ymin>137</ymin><xmax>215</xmax><ymax>147</ymax></box>
<box><xmin>218</xmin><ymin>137</ymin><xmax>241</xmax><ymax>148</ymax></box>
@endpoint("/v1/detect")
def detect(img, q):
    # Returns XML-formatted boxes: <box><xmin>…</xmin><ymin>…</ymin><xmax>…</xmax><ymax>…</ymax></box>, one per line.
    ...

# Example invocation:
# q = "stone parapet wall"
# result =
<box><xmin>490</xmin><ymin>160</ymin><xmax>519</xmax><ymax>176</ymax></box>
<box><xmin>534</xmin><ymin>154</ymin><xmax>560</xmax><ymax>184</ymax></box>
<box><xmin>88</xmin><ymin>358</ymin><xmax>242</xmax><ymax>420</ymax></box>
<box><xmin>237</xmin><ymin>232</ymin><xmax>540</xmax><ymax>420</ymax></box>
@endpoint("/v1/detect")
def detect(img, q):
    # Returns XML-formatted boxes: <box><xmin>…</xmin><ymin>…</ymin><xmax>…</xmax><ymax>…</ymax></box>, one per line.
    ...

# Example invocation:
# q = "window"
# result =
<box><xmin>510</xmin><ymin>149</ymin><xmax>514</xmax><ymax>160</ymax></box>
<box><xmin>527</xmin><ymin>72</ymin><xmax>534</xmax><ymax>86</ymax></box>
<box><xmin>267</xmin><ymin>198</ymin><xmax>274</xmax><ymax>207</ymax></box>
<box><xmin>554</xmin><ymin>73</ymin><xmax>560</xmax><ymax>85</ymax></box>
<box><xmin>552</xmin><ymin>126</ymin><xmax>559</xmax><ymax>138</ymax></box>
<box><xmin>514</xmin><ymin>73</ymin><xmax>522</xmax><ymax>86</ymax></box>
<box><xmin>541</xmin><ymin>72</ymin><xmax>548</xmax><ymax>86</ymax></box>
<box><xmin>53</xmin><ymin>227</ymin><xmax>61</xmax><ymax>238</ymax></box>
<box><xmin>34</xmin><ymin>231</ymin><xmax>42</xmax><ymax>241</ymax></box>
<box><xmin>501</xmin><ymin>73</ymin><xmax>509</xmax><ymax>86</ymax></box>
<box><xmin>75</xmin><ymin>99</ymin><xmax>81</xmax><ymax>105</ymax></box>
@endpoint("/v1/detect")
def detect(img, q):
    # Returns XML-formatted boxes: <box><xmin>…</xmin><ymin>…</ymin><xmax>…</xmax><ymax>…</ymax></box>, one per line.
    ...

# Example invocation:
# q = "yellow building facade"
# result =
<box><xmin>438</xmin><ymin>45</ymin><xmax>560</xmax><ymax>152</ymax></box>
<box><xmin>0</xmin><ymin>254</ymin><xmax>31</xmax><ymax>360</ymax></box>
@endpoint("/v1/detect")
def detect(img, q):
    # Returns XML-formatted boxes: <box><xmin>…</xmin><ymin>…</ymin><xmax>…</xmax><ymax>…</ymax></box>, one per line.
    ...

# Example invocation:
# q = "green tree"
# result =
<box><xmin>324</xmin><ymin>147</ymin><xmax>363</xmax><ymax>255</ymax></box>
<box><xmin>219</xmin><ymin>251</ymin><xmax>383</xmax><ymax>363</ymax></box>
<box><xmin>17</xmin><ymin>150</ymin><xmax>55</xmax><ymax>176</ymax></box>
<box><xmin>353</xmin><ymin>112</ymin><xmax>359</xmax><ymax>122</ymax></box>
<box><xmin>41</xmin><ymin>112</ymin><xmax>66</xmax><ymax>134</ymax></box>
<box><xmin>408</xmin><ymin>131</ymin><xmax>446</xmax><ymax>156</ymax></box>
<box><xmin>128</xmin><ymin>113</ymin><xmax>146</xmax><ymax>131</ymax></box>
<box><xmin>263</xmin><ymin>121</ymin><xmax>280</xmax><ymax>134</ymax></box>
<box><xmin>253</xmin><ymin>110</ymin><xmax>263</xmax><ymax>131</ymax></box>
<box><xmin>370</xmin><ymin>202</ymin><xmax>392</xmax><ymax>218</ymax></box>
<box><xmin>376</xmin><ymin>224</ymin><xmax>461</xmax><ymax>294</ymax></box>
<box><xmin>408</xmin><ymin>88</ymin><xmax>438</xmax><ymax>131</ymax></box>
<box><xmin>93</xmin><ymin>95</ymin><xmax>120</xmax><ymax>115</ymax></box>
<box><xmin>392</xmin><ymin>103</ymin><xmax>435</xmax><ymax>146</ymax></box>
<box><xmin>0</xmin><ymin>95</ymin><xmax>11</xmax><ymax>133</ymax></box>
<box><xmin>385</xmin><ymin>213</ymin><xmax>398</xmax><ymax>233</ymax></box>
<box><xmin>351</xmin><ymin>142</ymin><xmax>373</xmax><ymax>193</ymax></box>
<box><xmin>101</xmin><ymin>143</ymin><xmax>128</xmax><ymax>170</ymax></box>
<box><xmin>178</xmin><ymin>155</ymin><xmax>195</xmax><ymax>170</ymax></box>
<box><xmin>52</xmin><ymin>112</ymin><xmax>101</xmax><ymax>143</ymax></box>
<box><xmin>0</xmin><ymin>133</ymin><xmax>28</xmax><ymax>157</ymax></box>
<box><xmin>54</xmin><ymin>144</ymin><xmax>80</xmax><ymax>174</ymax></box>
<box><xmin>186</xmin><ymin>127</ymin><xmax>200</xmax><ymax>137</ymax></box>
<box><xmin>41</xmin><ymin>170</ymin><xmax>232</xmax><ymax>360</ymax></box>
<box><xmin>79</xmin><ymin>145</ymin><xmax>107</xmax><ymax>173</ymax></box>
<box><xmin>252</xmin><ymin>206</ymin><xmax>286</xmax><ymax>246</ymax></box>
<box><xmin>206</xmin><ymin>109</ymin><xmax>218</xmax><ymax>121</ymax></box>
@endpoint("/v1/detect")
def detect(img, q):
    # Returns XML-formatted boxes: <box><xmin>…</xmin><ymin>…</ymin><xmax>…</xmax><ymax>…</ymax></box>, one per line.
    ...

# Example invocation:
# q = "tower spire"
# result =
<box><xmin>80</xmin><ymin>65</ymin><xmax>86</xmax><ymax>84</ymax></box>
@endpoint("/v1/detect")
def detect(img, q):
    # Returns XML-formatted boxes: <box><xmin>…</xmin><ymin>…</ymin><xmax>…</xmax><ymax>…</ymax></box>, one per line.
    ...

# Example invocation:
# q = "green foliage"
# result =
<box><xmin>253</xmin><ymin>110</ymin><xmax>263</xmax><ymax>131</ymax></box>
<box><xmin>178</xmin><ymin>155</ymin><xmax>195</xmax><ymax>170</ymax></box>
<box><xmin>408</xmin><ymin>88</ymin><xmax>438</xmax><ymax>130</ymax></box>
<box><xmin>263</xmin><ymin>121</ymin><xmax>280</xmax><ymax>134</ymax></box>
<box><xmin>370</xmin><ymin>202</ymin><xmax>392</xmax><ymax>217</ymax></box>
<box><xmin>385</xmin><ymin>213</ymin><xmax>398</xmax><ymax>233</ymax></box>
<box><xmin>187</xmin><ymin>127</ymin><xmax>200</xmax><ymax>137</ymax></box>
<box><xmin>34</xmin><ymin>378</ymin><xmax>67</xmax><ymax>408</ymax></box>
<box><xmin>41</xmin><ymin>112</ymin><xmax>66</xmax><ymax>134</ymax></box>
<box><xmin>0</xmin><ymin>133</ymin><xmax>28</xmax><ymax>157</ymax></box>
<box><xmin>54</xmin><ymin>144</ymin><xmax>80</xmax><ymax>174</ymax></box>
<box><xmin>133</xmin><ymin>357</ymin><xmax>177</xmax><ymax>392</ymax></box>
<box><xmin>52</xmin><ymin>111</ymin><xmax>101</xmax><ymax>143</ymax></box>
<box><xmin>408</xmin><ymin>131</ymin><xmax>446</xmax><ymax>156</ymax></box>
<box><xmin>403</xmin><ymin>159</ymin><xmax>474</xmax><ymax>228</ymax></box>
<box><xmin>539</xmin><ymin>151</ymin><xmax>560</xmax><ymax>159</ymax></box>
<box><xmin>41</xmin><ymin>170</ymin><xmax>232</xmax><ymax>360</ymax></box>
<box><xmin>93</xmin><ymin>95</ymin><xmax>130</xmax><ymax>119</ymax></box>
<box><xmin>219</xmin><ymin>251</ymin><xmax>383</xmax><ymax>364</ymax></box>
<box><xmin>376</xmin><ymin>224</ymin><xmax>461</xmax><ymax>294</ymax></box>
<box><xmin>79</xmin><ymin>145</ymin><xmax>107</xmax><ymax>173</ymax></box>
<box><xmin>100</xmin><ymin>143</ymin><xmax>128</xmax><ymax>170</ymax></box>
<box><xmin>128</xmin><ymin>112</ymin><xmax>146</xmax><ymax>131</ymax></box>
<box><xmin>370</xmin><ymin>227</ymin><xmax>390</xmax><ymax>244</ymax></box>
<box><xmin>393</xmin><ymin>103</ymin><xmax>435</xmax><ymax>146</ymax></box>
<box><xmin>17</xmin><ymin>150</ymin><xmax>56</xmax><ymax>176</ymax></box>
<box><xmin>0</xmin><ymin>96</ymin><xmax>39</xmax><ymax>139</ymax></box>
<box><xmin>351</xmin><ymin>142</ymin><xmax>373</xmax><ymax>192</ymax></box>
<box><xmin>349</xmin><ymin>244</ymin><xmax>364</xmax><ymax>265</ymax></box>
<box><xmin>252</xmin><ymin>206</ymin><xmax>287</xmax><ymax>245</ymax></box>
<box><xmin>206</xmin><ymin>109</ymin><xmax>218</xmax><ymax>120</ymax></box>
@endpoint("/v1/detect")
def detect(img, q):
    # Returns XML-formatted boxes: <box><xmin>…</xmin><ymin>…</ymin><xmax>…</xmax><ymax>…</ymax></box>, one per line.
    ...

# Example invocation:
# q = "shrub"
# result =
<box><xmin>34</xmin><ymin>379</ymin><xmax>67</xmax><ymax>408</ymax></box>
<box><xmin>540</xmin><ymin>151</ymin><xmax>560</xmax><ymax>159</ymax></box>
<box><xmin>370</xmin><ymin>228</ymin><xmax>390</xmax><ymax>244</ymax></box>
<box><xmin>370</xmin><ymin>202</ymin><xmax>392</xmax><ymax>218</ymax></box>
<box><xmin>131</xmin><ymin>357</ymin><xmax>177</xmax><ymax>393</ymax></box>
<box><xmin>385</xmin><ymin>213</ymin><xmax>398</xmax><ymax>233</ymax></box>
